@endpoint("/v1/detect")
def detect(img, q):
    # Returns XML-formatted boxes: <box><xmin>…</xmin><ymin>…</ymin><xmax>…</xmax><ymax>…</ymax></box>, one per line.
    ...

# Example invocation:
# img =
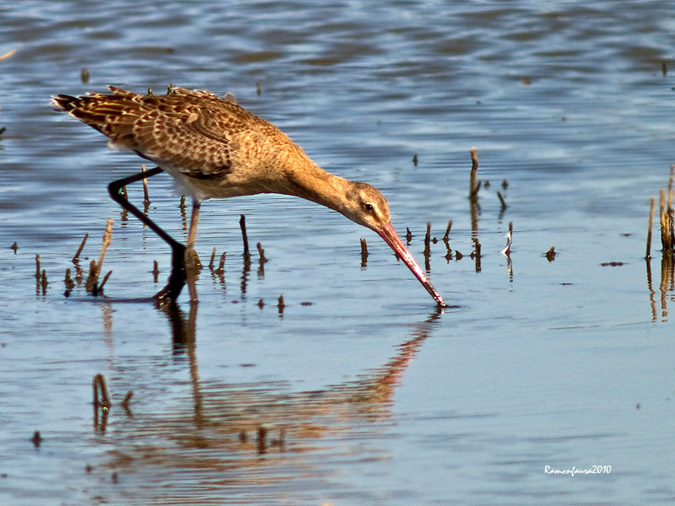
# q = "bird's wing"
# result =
<box><xmin>54</xmin><ymin>87</ymin><xmax>250</xmax><ymax>179</ymax></box>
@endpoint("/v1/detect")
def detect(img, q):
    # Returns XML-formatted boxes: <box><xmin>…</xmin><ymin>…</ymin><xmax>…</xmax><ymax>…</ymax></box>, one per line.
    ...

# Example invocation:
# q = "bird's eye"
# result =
<box><xmin>364</xmin><ymin>203</ymin><xmax>375</xmax><ymax>212</ymax></box>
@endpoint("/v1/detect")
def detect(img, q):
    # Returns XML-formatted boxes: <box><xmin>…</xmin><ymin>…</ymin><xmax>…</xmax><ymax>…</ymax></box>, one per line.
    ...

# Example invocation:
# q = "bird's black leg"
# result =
<box><xmin>108</xmin><ymin>167</ymin><xmax>187</xmax><ymax>303</ymax></box>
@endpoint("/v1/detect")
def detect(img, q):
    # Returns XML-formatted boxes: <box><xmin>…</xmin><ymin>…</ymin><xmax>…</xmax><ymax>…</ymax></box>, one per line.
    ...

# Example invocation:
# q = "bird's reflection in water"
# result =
<box><xmin>101</xmin><ymin>301</ymin><xmax>443</xmax><ymax>502</ymax></box>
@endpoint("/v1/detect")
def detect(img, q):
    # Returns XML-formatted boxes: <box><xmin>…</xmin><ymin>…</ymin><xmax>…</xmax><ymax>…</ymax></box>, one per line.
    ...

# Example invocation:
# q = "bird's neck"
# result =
<box><xmin>276</xmin><ymin>152</ymin><xmax>353</xmax><ymax>217</ymax></box>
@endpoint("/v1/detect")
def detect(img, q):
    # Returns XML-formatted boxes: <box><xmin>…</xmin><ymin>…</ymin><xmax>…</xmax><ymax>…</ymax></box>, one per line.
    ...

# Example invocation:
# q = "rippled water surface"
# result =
<box><xmin>1</xmin><ymin>2</ymin><xmax>675</xmax><ymax>505</ymax></box>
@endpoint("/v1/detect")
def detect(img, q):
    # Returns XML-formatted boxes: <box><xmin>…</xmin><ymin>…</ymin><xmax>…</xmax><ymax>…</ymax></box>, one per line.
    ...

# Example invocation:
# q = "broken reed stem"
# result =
<box><xmin>41</xmin><ymin>270</ymin><xmax>48</xmax><ymax>293</ymax></box>
<box><xmin>99</xmin><ymin>270</ymin><xmax>112</xmax><ymax>292</ymax></box>
<box><xmin>423</xmin><ymin>223</ymin><xmax>432</xmax><ymax>271</ymax></box>
<box><xmin>646</xmin><ymin>196</ymin><xmax>655</xmax><ymax>259</ymax></box>
<box><xmin>93</xmin><ymin>374</ymin><xmax>111</xmax><ymax>409</ymax></box>
<box><xmin>669</xmin><ymin>165</ymin><xmax>674</xmax><ymax>251</ymax></box>
<box><xmin>178</xmin><ymin>196</ymin><xmax>187</xmax><ymax>229</ymax></box>
<box><xmin>141</xmin><ymin>164</ymin><xmax>150</xmax><ymax>204</ymax></box>
<box><xmin>360</xmin><ymin>238</ymin><xmax>368</xmax><ymax>267</ymax></box>
<box><xmin>72</xmin><ymin>233</ymin><xmax>88</xmax><ymax>263</ymax></box>
<box><xmin>660</xmin><ymin>188</ymin><xmax>674</xmax><ymax>252</ymax></box>
<box><xmin>256</xmin><ymin>244</ymin><xmax>266</xmax><ymax>277</ymax></box>
<box><xmin>152</xmin><ymin>260</ymin><xmax>159</xmax><ymax>282</ymax></box>
<box><xmin>442</xmin><ymin>220</ymin><xmax>453</xmax><ymax>243</ymax></box>
<box><xmin>208</xmin><ymin>247</ymin><xmax>217</xmax><ymax>270</ymax></box>
<box><xmin>65</xmin><ymin>268</ymin><xmax>75</xmax><ymax>290</ymax></box>
<box><xmin>85</xmin><ymin>259</ymin><xmax>98</xmax><ymax>293</ymax></box>
<box><xmin>0</xmin><ymin>49</ymin><xmax>17</xmax><ymax>61</ymax></box>
<box><xmin>239</xmin><ymin>214</ymin><xmax>251</xmax><ymax>262</ymax></box>
<box><xmin>501</xmin><ymin>221</ymin><xmax>513</xmax><ymax>256</ymax></box>
<box><xmin>256</xmin><ymin>242</ymin><xmax>268</xmax><ymax>263</ymax></box>
<box><xmin>473</xmin><ymin>238</ymin><xmax>482</xmax><ymax>272</ymax></box>
<box><xmin>497</xmin><ymin>191</ymin><xmax>507</xmax><ymax>210</ymax></box>
<box><xmin>96</xmin><ymin>218</ymin><xmax>113</xmax><ymax>276</ymax></box>
<box><xmin>424</xmin><ymin>223</ymin><xmax>432</xmax><ymax>257</ymax></box>
<box><xmin>215</xmin><ymin>252</ymin><xmax>226</xmax><ymax>274</ymax></box>
<box><xmin>442</xmin><ymin>220</ymin><xmax>453</xmax><ymax>260</ymax></box>
<box><xmin>469</xmin><ymin>147</ymin><xmax>480</xmax><ymax>197</ymax></box>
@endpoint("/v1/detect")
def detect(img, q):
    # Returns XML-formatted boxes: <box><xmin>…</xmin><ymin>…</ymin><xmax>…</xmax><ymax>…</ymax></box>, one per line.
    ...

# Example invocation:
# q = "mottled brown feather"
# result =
<box><xmin>52</xmin><ymin>86</ymin><xmax>278</xmax><ymax>179</ymax></box>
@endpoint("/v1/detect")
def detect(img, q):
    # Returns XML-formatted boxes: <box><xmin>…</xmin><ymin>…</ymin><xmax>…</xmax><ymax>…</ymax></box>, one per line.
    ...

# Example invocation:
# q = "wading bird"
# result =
<box><xmin>52</xmin><ymin>86</ymin><xmax>446</xmax><ymax>307</ymax></box>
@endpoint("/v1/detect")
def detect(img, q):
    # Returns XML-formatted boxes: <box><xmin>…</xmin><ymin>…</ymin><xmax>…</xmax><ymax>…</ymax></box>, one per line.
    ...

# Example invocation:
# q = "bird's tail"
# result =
<box><xmin>50</xmin><ymin>87</ymin><xmax>142</xmax><ymax>145</ymax></box>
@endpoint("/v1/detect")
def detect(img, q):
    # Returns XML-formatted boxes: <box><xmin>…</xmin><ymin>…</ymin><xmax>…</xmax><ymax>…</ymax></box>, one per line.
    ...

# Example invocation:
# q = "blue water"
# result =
<box><xmin>1</xmin><ymin>2</ymin><xmax>674</xmax><ymax>504</ymax></box>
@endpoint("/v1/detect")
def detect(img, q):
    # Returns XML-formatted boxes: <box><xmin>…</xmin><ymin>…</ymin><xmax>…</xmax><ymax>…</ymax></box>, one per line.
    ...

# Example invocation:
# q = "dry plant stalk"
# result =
<box><xmin>93</xmin><ymin>374</ymin><xmax>111</xmax><ymax>409</ymax></box>
<box><xmin>141</xmin><ymin>164</ymin><xmax>150</xmax><ymax>204</ymax></box>
<box><xmin>64</xmin><ymin>268</ymin><xmax>75</xmax><ymax>290</ymax></box>
<box><xmin>72</xmin><ymin>233</ymin><xmax>88</xmax><ymax>263</ymax></box>
<box><xmin>214</xmin><ymin>252</ymin><xmax>226</xmax><ymax>275</ymax></box>
<box><xmin>469</xmin><ymin>147</ymin><xmax>480</xmax><ymax>197</ymax></box>
<box><xmin>646</xmin><ymin>197</ymin><xmax>655</xmax><ymax>259</ymax></box>
<box><xmin>472</xmin><ymin>238</ymin><xmax>482</xmax><ymax>272</ymax></box>
<box><xmin>208</xmin><ymin>247</ymin><xmax>217</xmax><ymax>270</ymax></box>
<box><xmin>40</xmin><ymin>270</ymin><xmax>48</xmax><ymax>293</ymax></box>
<box><xmin>85</xmin><ymin>259</ymin><xmax>98</xmax><ymax>293</ymax></box>
<box><xmin>443</xmin><ymin>220</ymin><xmax>453</xmax><ymax>260</ymax></box>
<box><xmin>0</xmin><ymin>49</ymin><xmax>17</xmax><ymax>61</ymax></box>
<box><xmin>442</xmin><ymin>220</ymin><xmax>452</xmax><ymax>244</ymax></box>
<box><xmin>497</xmin><ymin>191</ymin><xmax>507</xmax><ymax>210</ymax></box>
<box><xmin>96</xmin><ymin>218</ymin><xmax>113</xmax><ymax>275</ymax></box>
<box><xmin>360</xmin><ymin>238</ymin><xmax>368</xmax><ymax>267</ymax></box>
<box><xmin>501</xmin><ymin>222</ymin><xmax>513</xmax><ymax>256</ymax></box>
<box><xmin>256</xmin><ymin>242</ymin><xmax>267</xmax><ymax>277</ymax></box>
<box><xmin>660</xmin><ymin>188</ymin><xmax>674</xmax><ymax>252</ymax></box>
<box><xmin>99</xmin><ymin>270</ymin><xmax>113</xmax><ymax>292</ymax></box>
<box><xmin>424</xmin><ymin>223</ymin><xmax>432</xmax><ymax>257</ymax></box>
<box><xmin>256</xmin><ymin>242</ymin><xmax>268</xmax><ymax>263</ymax></box>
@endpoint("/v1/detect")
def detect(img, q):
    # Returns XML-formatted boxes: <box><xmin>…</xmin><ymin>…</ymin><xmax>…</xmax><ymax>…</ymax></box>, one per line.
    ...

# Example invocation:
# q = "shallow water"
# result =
<box><xmin>1</xmin><ymin>2</ymin><xmax>675</xmax><ymax>505</ymax></box>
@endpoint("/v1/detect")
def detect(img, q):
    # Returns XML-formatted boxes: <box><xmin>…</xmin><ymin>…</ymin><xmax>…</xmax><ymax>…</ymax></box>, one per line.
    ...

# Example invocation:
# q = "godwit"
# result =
<box><xmin>52</xmin><ymin>86</ymin><xmax>446</xmax><ymax>307</ymax></box>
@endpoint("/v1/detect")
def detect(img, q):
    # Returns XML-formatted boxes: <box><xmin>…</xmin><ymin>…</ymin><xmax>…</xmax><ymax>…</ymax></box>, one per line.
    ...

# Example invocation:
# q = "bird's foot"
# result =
<box><xmin>154</xmin><ymin>243</ymin><xmax>189</xmax><ymax>306</ymax></box>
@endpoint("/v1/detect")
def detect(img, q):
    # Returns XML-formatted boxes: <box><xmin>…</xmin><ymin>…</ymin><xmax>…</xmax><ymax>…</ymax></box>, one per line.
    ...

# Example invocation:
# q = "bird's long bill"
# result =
<box><xmin>377</xmin><ymin>222</ymin><xmax>447</xmax><ymax>307</ymax></box>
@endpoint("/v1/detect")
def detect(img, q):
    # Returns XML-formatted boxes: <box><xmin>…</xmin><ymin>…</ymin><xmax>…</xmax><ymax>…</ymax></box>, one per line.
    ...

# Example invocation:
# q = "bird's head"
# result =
<box><xmin>342</xmin><ymin>182</ymin><xmax>392</xmax><ymax>232</ymax></box>
<box><xmin>340</xmin><ymin>182</ymin><xmax>447</xmax><ymax>307</ymax></box>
